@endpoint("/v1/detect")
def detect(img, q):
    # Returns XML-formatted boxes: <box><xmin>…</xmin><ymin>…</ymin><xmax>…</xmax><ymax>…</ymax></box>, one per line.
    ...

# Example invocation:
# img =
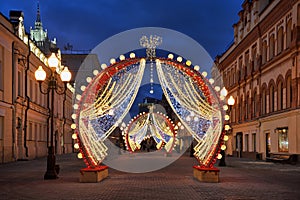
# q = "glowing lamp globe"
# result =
<box><xmin>35</xmin><ymin>66</ymin><xmax>46</xmax><ymax>81</ymax></box>
<box><xmin>227</xmin><ymin>95</ymin><xmax>235</xmax><ymax>106</ymax></box>
<box><xmin>220</xmin><ymin>87</ymin><xmax>228</xmax><ymax>97</ymax></box>
<box><xmin>60</xmin><ymin>67</ymin><xmax>72</xmax><ymax>82</ymax></box>
<box><xmin>48</xmin><ymin>53</ymin><xmax>59</xmax><ymax>70</ymax></box>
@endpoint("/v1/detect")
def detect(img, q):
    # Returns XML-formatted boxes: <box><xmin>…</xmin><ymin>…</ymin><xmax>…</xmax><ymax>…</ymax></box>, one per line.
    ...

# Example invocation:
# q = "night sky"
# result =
<box><xmin>0</xmin><ymin>0</ymin><xmax>243</xmax><ymax>58</ymax></box>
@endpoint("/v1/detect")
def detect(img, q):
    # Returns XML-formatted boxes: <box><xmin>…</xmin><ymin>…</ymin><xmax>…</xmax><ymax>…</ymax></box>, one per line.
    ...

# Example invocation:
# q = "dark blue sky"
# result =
<box><xmin>0</xmin><ymin>0</ymin><xmax>243</xmax><ymax>58</ymax></box>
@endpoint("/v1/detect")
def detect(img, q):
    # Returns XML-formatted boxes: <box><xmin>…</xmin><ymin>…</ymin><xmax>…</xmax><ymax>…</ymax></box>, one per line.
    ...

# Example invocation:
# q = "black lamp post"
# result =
<box><xmin>35</xmin><ymin>52</ymin><xmax>71</xmax><ymax>179</ymax></box>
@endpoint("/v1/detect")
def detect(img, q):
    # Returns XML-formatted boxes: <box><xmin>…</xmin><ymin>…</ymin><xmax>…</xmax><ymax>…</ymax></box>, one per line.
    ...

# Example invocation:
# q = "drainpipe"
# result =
<box><xmin>11</xmin><ymin>42</ymin><xmax>16</xmax><ymax>160</ymax></box>
<box><xmin>23</xmin><ymin>40</ymin><xmax>30</xmax><ymax>157</ymax></box>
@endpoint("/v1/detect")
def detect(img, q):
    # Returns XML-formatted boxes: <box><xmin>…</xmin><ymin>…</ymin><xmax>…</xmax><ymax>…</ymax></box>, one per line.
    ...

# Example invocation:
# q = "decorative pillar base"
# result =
<box><xmin>79</xmin><ymin>166</ymin><xmax>108</xmax><ymax>183</ymax></box>
<box><xmin>193</xmin><ymin>165</ymin><xmax>220</xmax><ymax>183</ymax></box>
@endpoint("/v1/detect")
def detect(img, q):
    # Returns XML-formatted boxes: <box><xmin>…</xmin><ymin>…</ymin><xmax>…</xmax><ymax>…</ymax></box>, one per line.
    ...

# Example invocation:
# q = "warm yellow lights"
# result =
<box><xmin>223</xmin><ymin>105</ymin><xmax>228</xmax><ymax>111</ymax></box>
<box><xmin>168</xmin><ymin>54</ymin><xmax>174</xmax><ymax>59</ymax></box>
<box><xmin>177</xmin><ymin>56</ymin><xmax>183</xmax><ymax>62</ymax></box>
<box><xmin>119</xmin><ymin>55</ymin><xmax>125</xmax><ymax>61</ymax></box>
<box><xmin>110</xmin><ymin>58</ymin><xmax>116</xmax><ymax>64</ymax></box>
<box><xmin>186</xmin><ymin>60</ymin><xmax>192</xmax><ymax>66</ymax></box>
<box><xmin>220</xmin><ymin>87</ymin><xmax>228</xmax><ymax>97</ymax></box>
<box><xmin>224</xmin><ymin>114</ymin><xmax>230</xmax><ymax>120</ymax></box>
<box><xmin>101</xmin><ymin>63</ymin><xmax>107</xmax><ymax>69</ymax></box>
<box><xmin>194</xmin><ymin>65</ymin><xmax>200</xmax><ymax>71</ymax></box>
<box><xmin>227</xmin><ymin>95</ymin><xmax>235</xmax><ymax>106</ymax></box>
<box><xmin>71</xmin><ymin>114</ymin><xmax>77</xmax><ymax>120</ymax></box>
<box><xmin>72</xmin><ymin>133</ymin><xmax>77</xmax><ymax>140</ymax></box>
<box><xmin>209</xmin><ymin>78</ymin><xmax>214</xmax><ymax>84</ymax></box>
<box><xmin>224</xmin><ymin>125</ymin><xmax>230</xmax><ymax>131</ymax></box>
<box><xmin>93</xmin><ymin>70</ymin><xmax>99</xmax><ymax>75</ymax></box>
<box><xmin>202</xmin><ymin>71</ymin><xmax>207</xmax><ymax>77</ymax></box>
<box><xmin>80</xmin><ymin>85</ymin><xmax>86</xmax><ymax>91</ymax></box>
<box><xmin>223</xmin><ymin>135</ymin><xmax>229</xmax><ymax>141</ymax></box>
<box><xmin>60</xmin><ymin>67</ymin><xmax>72</xmax><ymax>82</ymax></box>
<box><xmin>47</xmin><ymin>52</ymin><xmax>59</xmax><ymax>70</ymax></box>
<box><xmin>74</xmin><ymin>143</ymin><xmax>80</xmax><ymax>149</ymax></box>
<box><xmin>217</xmin><ymin>154</ymin><xmax>222</xmax><ymax>159</ymax></box>
<box><xmin>221</xmin><ymin>144</ymin><xmax>227</xmax><ymax>150</ymax></box>
<box><xmin>86</xmin><ymin>77</ymin><xmax>92</xmax><ymax>83</ymax></box>
<box><xmin>71</xmin><ymin>123</ymin><xmax>76</xmax><ymax>129</ymax></box>
<box><xmin>35</xmin><ymin>66</ymin><xmax>46</xmax><ymax>81</ymax></box>
<box><xmin>130</xmin><ymin>52</ymin><xmax>135</xmax><ymax>58</ymax></box>
<box><xmin>77</xmin><ymin>152</ymin><xmax>83</xmax><ymax>159</ymax></box>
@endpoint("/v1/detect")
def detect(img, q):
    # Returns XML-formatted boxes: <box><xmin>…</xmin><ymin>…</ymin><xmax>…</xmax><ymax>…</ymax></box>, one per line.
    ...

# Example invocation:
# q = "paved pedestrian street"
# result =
<box><xmin>0</xmin><ymin>153</ymin><xmax>299</xmax><ymax>200</ymax></box>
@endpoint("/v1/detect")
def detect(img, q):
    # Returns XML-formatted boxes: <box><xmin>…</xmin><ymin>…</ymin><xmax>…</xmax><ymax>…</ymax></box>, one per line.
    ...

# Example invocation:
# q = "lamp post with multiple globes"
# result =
<box><xmin>35</xmin><ymin>52</ymin><xmax>71</xmax><ymax>179</ymax></box>
<box><xmin>219</xmin><ymin>87</ymin><xmax>235</xmax><ymax>166</ymax></box>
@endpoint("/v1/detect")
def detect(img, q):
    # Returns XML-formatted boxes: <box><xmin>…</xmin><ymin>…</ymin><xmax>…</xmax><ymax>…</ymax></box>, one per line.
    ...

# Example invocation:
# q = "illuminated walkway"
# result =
<box><xmin>0</xmin><ymin>153</ymin><xmax>299</xmax><ymax>199</ymax></box>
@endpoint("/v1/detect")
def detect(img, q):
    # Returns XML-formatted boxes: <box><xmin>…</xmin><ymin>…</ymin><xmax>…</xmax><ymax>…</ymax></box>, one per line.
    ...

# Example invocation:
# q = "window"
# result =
<box><xmin>277</xmin><ymin>128</ymin><xmax>288</xmax><ymax>152</ymax></box>
<box><xmin>239</xmin><ymin>95</ymin><xmax>243</xmax><ymax>121</ymax></box>
<box><xmin>245</xmin><ymin>51</ymin><xmax>250</xmax><ymax>76</ymax></box>
<box><xmin>277</xmin><ymin>27</ymin><xmax>284</xmax><ymax>54</ymax></box>
<box><xmin>269</xmin><ymin>34</ymin><xmax>275</xmax><ymax>60</ymax></box>
<box><xmin>245</xmin><ymin>94</ymin><xmax>249</xmax><ymax>120</ymax></box>
<box><xmin>286</xmin><ymin>75</ymin><xmax>292</xmax><ymax>108</ymax></box>
<box><xmin>269</xmin><ymin>84</ymin><xmax>275</xmax><ymax>112</ymax></box>
<box><xmin>0</xmin><ymin>45</ymin><xmax>3</xmax><ymax>90</ymax></box>
<box><xmin>252</xmin><ymin>133</ymin><xmax>256</xmax><ymax>152</ymax></box>
<box><xmin>0</xmin><ymin>116</ymin><xmax>3</xmax><ymax>139</ymax></box>
<box><xmin>253</xmin><ymin>90</ymin><xmax>257</xmax><ymax>117</ymax></box>
<box><xmin>262</xmin><ymin>40</ymin><xmax>267</xmax><ymax>64</ymax></box>
<box><xmin>261</xmin><ymin>88</ymin><xmax>267</xmax><ymax>115</ymax></box>
<box><xmin>252</xmin><ymin>45</ymin><xmax>258</xmax><ymax>71</ymax></box>
<box><xmin>277</xmin><ymin>80</ymin><xmax>283</xmax><ymax>110</ymax></box>
<box><xmin>286</xmin><ymin>20</ymin><xmax>292</xmax><ymax>48</ymax></box>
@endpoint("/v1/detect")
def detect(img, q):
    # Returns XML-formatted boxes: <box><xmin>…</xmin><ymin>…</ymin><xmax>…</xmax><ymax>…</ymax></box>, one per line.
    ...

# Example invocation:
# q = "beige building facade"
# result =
<box><xmin>215</xmin><ymin>0</ymin><xmax>300</xmax><ymax>160</ymax></box>
<box><xmin>0</xmin><ymin>11</ymin><xmax>74</xmax><ymax>163</ymax></box>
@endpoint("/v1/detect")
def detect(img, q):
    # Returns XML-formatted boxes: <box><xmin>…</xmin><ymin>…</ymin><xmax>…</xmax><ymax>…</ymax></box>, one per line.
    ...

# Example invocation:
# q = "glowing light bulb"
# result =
<box><xmin>77</xmin><ymin>152</ymin><xmax>83</xmax><ymax>159</ymax></box>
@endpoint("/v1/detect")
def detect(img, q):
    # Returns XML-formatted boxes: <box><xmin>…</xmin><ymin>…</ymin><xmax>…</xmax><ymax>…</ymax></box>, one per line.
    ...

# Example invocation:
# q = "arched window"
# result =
<box><xmin>262</xmin><ymin>40</ymin><xmax>268</xmax><ymax>64</ymax></box>
<box><xmin>277</xmin><ymin>80</ymin><xmax>284</xmax><ymax>110</ymax></box>
<box><xmin>253</xmin><ymin>89</ymin><xmax>257</xmax><ymax>118</ymax></box>
<box><xmin>269</xmin><ymin>34</ymin><xmax>275</xmax><ymax>60</ymax></box>
<box><xmin>261</xmin><ymin>86</ymin><xmax>267</xmax><ymax>115</ymax></box>
<box><xmin>239</xmin><ymin>95</ymin><xmax>244</xmax><ymax>121</ymax></box>
<box><xmin>277</xmin><ymin>27</ymin><xmax>284</xmax><ymax>54</ymax></box>
<box><xmin>245</xmin><ymin>94</ymin><xmax>249</xmax><ymax>120</ymax></box>
<box><xmin>269</xmin><ymin>83</ymin><xmax>275</xmax><ymax>113</ymax></box>
<box><xmin>286</xmin><ymin>75</ymin><xmax>292</xmax><ymax>108</ymax></box>
<box><xmin>286</xmin><ymin>19</ymin><xmax>292</xmax><ymax>48</ymax></box>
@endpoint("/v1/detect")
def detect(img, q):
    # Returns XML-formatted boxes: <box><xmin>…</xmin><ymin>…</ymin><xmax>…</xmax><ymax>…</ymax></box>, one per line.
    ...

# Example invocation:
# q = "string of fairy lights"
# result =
<box><xmin>71</xmin><ymin>50</ymin><xmax>231</xmax><ymax>168</ymax></box>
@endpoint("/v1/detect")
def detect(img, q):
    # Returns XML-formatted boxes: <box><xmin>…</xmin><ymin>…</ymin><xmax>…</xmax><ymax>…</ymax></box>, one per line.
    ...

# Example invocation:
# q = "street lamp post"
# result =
<box><xmin>35</xmin><ymin>52</ymin><xmax>71</xmax><ymax>179</ymax></box>
<box><xmin>219</xmin><ymin>93</ymin><xmax>235</xmax><ymax>167</ymax></box>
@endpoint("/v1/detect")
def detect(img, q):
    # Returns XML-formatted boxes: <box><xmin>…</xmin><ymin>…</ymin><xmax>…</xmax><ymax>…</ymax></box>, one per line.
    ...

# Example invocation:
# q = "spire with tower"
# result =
<box><xmin>30</xmin><ymin>0</ymin><xmax>57</xmax><ymax>55</ymax></box>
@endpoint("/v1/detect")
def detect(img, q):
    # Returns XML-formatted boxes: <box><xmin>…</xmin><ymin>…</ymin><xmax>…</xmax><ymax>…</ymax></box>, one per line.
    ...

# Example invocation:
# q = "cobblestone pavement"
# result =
<box><xmin>0</xmin><ymin>153</ymin><xmax>299</xmax><ymax>200</ymax></box>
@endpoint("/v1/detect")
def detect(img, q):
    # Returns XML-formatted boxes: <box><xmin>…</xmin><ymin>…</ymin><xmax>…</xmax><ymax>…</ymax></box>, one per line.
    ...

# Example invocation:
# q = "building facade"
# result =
<box><xmin>215</xmin><ymin>0</ymin><xmax>300</xmax><ymax>160</ymax></box>
<box><xmin>0</xmin><ymin>11</ymin><xmax>74</xmax><ymax>163</ymax></box>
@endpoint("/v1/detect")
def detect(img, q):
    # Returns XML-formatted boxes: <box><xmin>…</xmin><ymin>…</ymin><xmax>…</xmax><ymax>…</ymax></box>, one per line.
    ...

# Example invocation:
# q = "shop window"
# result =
<box><xmin>277</xmin><ymin>127</ymin><xmax>288</xmax><ymax>152</ymax></box>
